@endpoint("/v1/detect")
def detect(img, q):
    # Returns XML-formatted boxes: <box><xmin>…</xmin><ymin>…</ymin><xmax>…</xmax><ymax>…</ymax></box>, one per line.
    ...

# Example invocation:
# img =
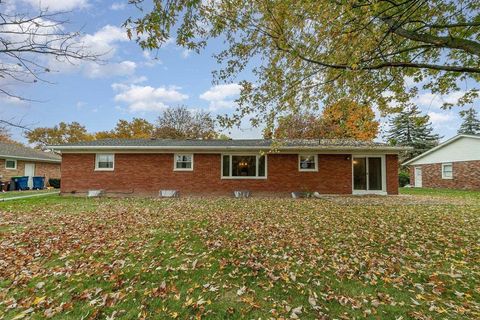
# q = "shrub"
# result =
<box><xmin>398</xmin><ymin>171</ymin><xmax>410</xmax><ymax>187</ymax></box>
<box><xmin>48</xmin><ymin>178</ymin><xmax>61</xmax><ymax>188</ymax></box>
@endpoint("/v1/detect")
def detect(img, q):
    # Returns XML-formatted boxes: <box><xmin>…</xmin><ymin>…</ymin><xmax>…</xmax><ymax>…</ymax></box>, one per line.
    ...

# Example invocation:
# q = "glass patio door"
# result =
<box><xmin>353</xmin><ymin>156</ymin><xmax>383</xmax><ymax>192</ymax></box>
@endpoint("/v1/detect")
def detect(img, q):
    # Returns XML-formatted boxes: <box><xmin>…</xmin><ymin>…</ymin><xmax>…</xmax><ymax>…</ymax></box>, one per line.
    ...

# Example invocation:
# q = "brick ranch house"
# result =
<box><xmin>50</xmin><ymin>139</ymin><xmax>404</xmax><ymax>195</ymax></box>
<box><xmin>404</xmin><ymin>134</ymin><xmax>480</xmax><ymax>190</ymax></box>
<box><xmin>0</xmin><ymin>142</ymin><xmax>61</xmax><ymax>189</ymax></box>
<box><xmin>49</xmin><ymin>138</ymin><xmax>407</xmax><ymax>196</ymax></box>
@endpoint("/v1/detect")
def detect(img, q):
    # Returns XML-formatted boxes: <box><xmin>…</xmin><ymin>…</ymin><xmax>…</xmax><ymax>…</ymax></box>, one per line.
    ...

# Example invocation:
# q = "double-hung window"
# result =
<box><xmin>442</xmin><ymin>163</ymin><xmax>453</xmax><ymax>179</ymax></box>
<box><xmin>222</xmin><ymin>154</ymin><xmax>266</xmax><ymax>178</ymax></box>
<box><xmin>174</xmin><ymin>154</ymin><xmax>193</xmax><ymax>171</ymax></box>
<box><xmin>95</xmin><ymin>154</ymin><xmax>114</xmax><ymax>171</ymax></box>
<box><xmin>298</xmin><ymin>154</ymin><xmax>318</xmax><ymax>171</ymax></box>
<box><xmin>5</xmin><ymin>159</ymin><xmax>17</xmax><ymax>170</ymax></box>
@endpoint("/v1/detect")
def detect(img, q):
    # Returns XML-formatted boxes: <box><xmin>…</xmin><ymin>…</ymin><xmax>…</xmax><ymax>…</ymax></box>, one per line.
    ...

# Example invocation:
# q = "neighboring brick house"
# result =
<box><xmin>50</xmin><ymin>139</ymin><xmax>406</xmax><ymax>196</ymax></box>
<box><xmin>0</xmin><ymin>142</ymin><xmax>61</xmax><ymax>189</ymax></box>
<box><xmin>404</xmin><ymin>134</ymin><xmax>480</xmax><ymax>190</ymax></box>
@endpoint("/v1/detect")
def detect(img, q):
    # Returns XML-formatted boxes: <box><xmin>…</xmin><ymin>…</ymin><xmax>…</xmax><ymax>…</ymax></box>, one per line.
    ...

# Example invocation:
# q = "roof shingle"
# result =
<box><xmin>0</xmin><ymin>142</ymin><xmax>61</xmax><ymax>162</ymax></box>
<box><xmin>49</xmin><ymin>138</ymin><xmax>408</xmax><ymax>151</ymax></box>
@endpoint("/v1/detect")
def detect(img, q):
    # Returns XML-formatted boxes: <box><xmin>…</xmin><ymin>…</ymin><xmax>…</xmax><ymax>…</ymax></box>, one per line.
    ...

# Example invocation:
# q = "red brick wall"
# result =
<box><xmin>36</xmin><ymin>162</ymin><xmax>61</xmax><ymax>182</ymax></box>
<box><xmin>386</xmin><ymin>154</ymin><xmax>399</xmax><ymax>195</ymax></box>
<box><xmin>0</xmin><ymin>159</ymin><xmax>60</xmax><ymax>182</ymax></box>
<box><xmin>61</xmin><ymin>153</ymin><xmax>400</xmax><ymax>196</ymax></box>
<box><xmin>409</xmin><ymin>160</ymin><xmax>480</xmax><ymax>190</ymax></box>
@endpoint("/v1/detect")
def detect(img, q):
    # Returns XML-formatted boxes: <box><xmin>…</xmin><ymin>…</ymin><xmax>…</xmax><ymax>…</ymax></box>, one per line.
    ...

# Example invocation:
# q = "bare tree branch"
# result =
<box><xmin>0</xmin><ymin>5</ymin><xmax>102</xmax><ymax>101</ymax></box>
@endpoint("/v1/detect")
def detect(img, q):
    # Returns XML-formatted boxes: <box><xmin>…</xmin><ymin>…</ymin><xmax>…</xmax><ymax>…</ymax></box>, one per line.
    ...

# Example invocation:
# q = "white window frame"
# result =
<box><xmin>5</xmin><ymin>159</ymin><xmax>17</xmax><ymax>170</ymax></box>
<box><xmin>298</xmin><ymin>154</ymin><xmax>318</xmax><ymax>172</ymax></box>
<box><xmin>95</xmin><ymin>153</ymin><xmax>115</xmax><ymax>171</ymax></box>
<box><xmin>441</xmin><ymin>162</ymin><xmax>453</xmax><ymax>179</ymax></box>
<box><xmin>174</xmin><ymin>153</ymin><xmax>194</xmax><ymax>171</ymax></box>
<box><xmin>221</xmin><ymin>154</ymin><xmax>267</xmax><ymax>179</ymax></box>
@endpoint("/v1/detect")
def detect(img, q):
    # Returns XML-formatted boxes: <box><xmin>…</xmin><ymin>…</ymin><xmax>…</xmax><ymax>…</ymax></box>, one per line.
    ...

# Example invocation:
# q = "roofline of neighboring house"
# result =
<box><xmin>0</xmin><ymin>154</ymin><xmax>61</xmax><ymax>163</ymax></box>
<box><xmin>47</xmin><ymin>145</ymin><xmax>411</xmax><ymax>153</ymax></box>
<box><xmin>403</xmin><ymin>134</ymin><xmax>480</xmax><ymax>166</ymax></box>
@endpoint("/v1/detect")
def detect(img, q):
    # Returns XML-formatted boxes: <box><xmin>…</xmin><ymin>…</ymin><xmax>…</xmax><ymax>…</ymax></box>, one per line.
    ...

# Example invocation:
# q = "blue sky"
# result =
<box><xmin>1</xmin><ymin>0</ymin><xmax>478</xmax><ymax>143</ymax></box>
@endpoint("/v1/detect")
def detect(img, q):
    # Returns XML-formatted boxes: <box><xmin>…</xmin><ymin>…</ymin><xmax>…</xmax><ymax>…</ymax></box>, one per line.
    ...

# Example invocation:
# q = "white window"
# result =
<box><xmin>221</xmin><ymin>154</ymin><xmax>267</xmax><ymax>179</ymax></box>
<box><xmin>298</xmin><ymin>154</ymin><xmax>318</xmax><ymax>171</ymax></box>
<box><xmin>174</xmin><ymin>154</ymin><xmax>193</xmax><ymax>171</ymax></box>
<box><xmin>442</xmin><ymin>163</ymin><xmax>453</xmax><ymax>179</ymax></box>
<box><xmin>5</xmin><ymin>159</ymin><xmax>17</xmax><ymax>170</ymax></box>
<box><xmin>95</xmin><ymin>154</ymin><xmax>114</xmax><ymax>171</ymax></box>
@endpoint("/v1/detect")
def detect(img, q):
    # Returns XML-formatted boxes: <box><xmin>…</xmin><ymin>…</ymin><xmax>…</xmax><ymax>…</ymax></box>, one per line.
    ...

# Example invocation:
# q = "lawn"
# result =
<box><xmin>0</xmin><ymin>195</ymin><xmax>479</xmax><ymax>319</ymax></box>
<box><xmin>400</xmin><ymin>187</ymin><xmax>480</xmax><ymax>201</ymax></box>
<box><xmin>0</xmin><ymin>190</ymin><xmax>59</xmax><ymax>200</ymax></box>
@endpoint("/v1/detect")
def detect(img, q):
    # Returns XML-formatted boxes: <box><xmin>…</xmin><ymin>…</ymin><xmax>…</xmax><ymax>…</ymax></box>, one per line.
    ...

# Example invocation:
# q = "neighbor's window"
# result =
<box><xmin>174</xmin><ymin>154</ymin><xmax>193</xmax><ymax>171</ymax></box>
<box><xmin>442</xmin><ymin>163</ymin><xmax>453</xmax><ymax>179</ymax></box>
<box><xmin>222</xmin><ymin>154</ymin><xmax>266</xmax><ymax>178</ymax></box>
<box><xmin>5</xmin><ymin>159</ymin><xmax>17</xmax><ymax>170</ymax></box>
<box><xmin>298</xmin><ymin>154</ymin><xmax>318</xmax><ymax>171</ymax></box>
<box><xmin>95</xmin><ymin>154</ymin><xmax>114</xmax><ymax>171</ymax></box>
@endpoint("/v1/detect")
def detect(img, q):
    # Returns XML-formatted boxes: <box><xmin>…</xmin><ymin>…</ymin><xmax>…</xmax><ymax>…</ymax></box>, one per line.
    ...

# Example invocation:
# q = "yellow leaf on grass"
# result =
<box><xmin>33</xmin><ymin>296</ymin><xmax>46</xmax><ymax>305</ymax></box>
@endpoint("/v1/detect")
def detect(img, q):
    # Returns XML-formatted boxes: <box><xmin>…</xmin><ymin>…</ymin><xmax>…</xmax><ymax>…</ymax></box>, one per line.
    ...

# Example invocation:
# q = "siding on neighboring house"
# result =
<box><xmin>405</xmin><ymin>135</ymin><xmax>480</xmax><ymax>190</ymax></box>
<box><xmin>409</xmin><ymin>160</ymin><xmax>480</xmax><ymax>190</ymax></box>
<box><xmin>60</xmin><ymin>153</ymin><xmax>399</xmax><ymax>196</ymax></box>
<box><xmin>0</xmin><ymin>159</ymin><xmax>61</xmax><ymax>182</ymax></box>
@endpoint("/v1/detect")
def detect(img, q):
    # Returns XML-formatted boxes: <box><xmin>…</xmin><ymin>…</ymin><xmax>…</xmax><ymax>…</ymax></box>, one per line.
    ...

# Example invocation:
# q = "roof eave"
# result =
<box><xmin>0</xmin><ymin>154</ymin><xmax>61</xmax><ymax>163</ymax></box>
<box><xmin>47</xmin><ymin>145</ymin><xmax>410</xmax><ymax>153</ymax></box>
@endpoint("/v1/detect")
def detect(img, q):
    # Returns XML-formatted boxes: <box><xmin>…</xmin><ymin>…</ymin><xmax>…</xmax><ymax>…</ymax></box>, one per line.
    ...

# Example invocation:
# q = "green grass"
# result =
<box><xmin>0</xmin><ymin>189</ymin><xmax>59</xmax><ymax>199</ymax></box>
<box><xmin>0</xmin><ymin>196</ymin><xmax>479</xmax><ymax>319</ymax></box>
<box><xmin>400</xmin><ymin>187</ymin><xmax>480</xmax><ymax>200</ymax></box>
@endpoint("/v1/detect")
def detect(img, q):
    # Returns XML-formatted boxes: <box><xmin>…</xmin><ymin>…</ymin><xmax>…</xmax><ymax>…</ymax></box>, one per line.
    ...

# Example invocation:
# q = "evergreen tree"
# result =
<box><xmin>458</xmin><ymin>107</ymin><xmax>480</xmax><ymax>135</ymax></box>
<box><xmin>387</xmin><ymin>106</ymin><xmax>441</xmax><ymax>161</ymax></box>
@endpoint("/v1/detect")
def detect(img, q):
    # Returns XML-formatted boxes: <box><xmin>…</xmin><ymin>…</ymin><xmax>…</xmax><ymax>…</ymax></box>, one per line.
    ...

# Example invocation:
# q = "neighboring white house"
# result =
<box><xmin>404</xmin><ymin>134</ymin><xmax>480</xmax><ymax>190</ymax></box>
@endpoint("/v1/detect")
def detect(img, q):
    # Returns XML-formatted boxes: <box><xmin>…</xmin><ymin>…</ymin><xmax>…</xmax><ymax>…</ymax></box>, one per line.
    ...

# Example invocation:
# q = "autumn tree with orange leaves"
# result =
<box><xmin>267</xmin><ymin>99</ymin><xmax>378</xmax><ymax>140</ymax></box>
<box><xmin>321</xmin><ymin>99</ymin><xmax>379</xmax><ymax>141</ymax></box>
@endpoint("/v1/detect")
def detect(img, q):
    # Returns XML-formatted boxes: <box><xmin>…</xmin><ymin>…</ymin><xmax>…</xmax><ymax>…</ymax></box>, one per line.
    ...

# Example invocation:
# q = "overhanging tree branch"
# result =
<box><xmin>0</xmin><ymin>6</ymin><xmax>102</xmax><ymax>101</ymax></box>
<box><xmin>382</xmin><ymin>17</ymin><xmax>480</xmax><ymax>56</ymax></box>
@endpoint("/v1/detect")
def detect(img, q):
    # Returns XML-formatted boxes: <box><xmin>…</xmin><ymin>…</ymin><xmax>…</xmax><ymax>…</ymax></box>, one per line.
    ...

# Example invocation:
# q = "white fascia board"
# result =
<box><xmin>48</xmin><ymin>145</ymin><xmax>409</xmax><ymax>153</ymax></box>
<box><xmin>0</xmin><ymin>154</ymin><xmax>61</xmax><ymax>163</ymax></box>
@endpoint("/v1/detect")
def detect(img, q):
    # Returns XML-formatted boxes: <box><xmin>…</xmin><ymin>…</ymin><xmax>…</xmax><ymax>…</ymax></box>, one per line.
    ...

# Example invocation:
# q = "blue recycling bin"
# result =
<box><xmin>33</xmin><ymin>176</ymin><xmax>45</xmax><ymax>190</ymax></box>
<box><xmin>12</xmin><ymin>176</ymin><xmax>29</xmax><ymax>190</ymax></box>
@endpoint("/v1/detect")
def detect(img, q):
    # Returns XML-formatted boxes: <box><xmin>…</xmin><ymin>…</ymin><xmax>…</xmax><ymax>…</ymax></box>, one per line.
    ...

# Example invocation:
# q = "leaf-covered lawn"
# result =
<box><xmin>1</xmin><ymin>196</ymin><xmax>479</xmax><ymax>319</ymax></box>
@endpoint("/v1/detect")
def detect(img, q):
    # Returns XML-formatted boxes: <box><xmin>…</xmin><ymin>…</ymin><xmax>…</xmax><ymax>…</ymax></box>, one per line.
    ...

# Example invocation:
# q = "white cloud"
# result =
<box><xmin>112</xmin><ymin>83</ymin><xmax>188</xmax><ymax>112</ymax></box>
<box><xmin>413</xmin><ymin>91</ymin><xmax>466</xmax><ymax>110</ymax></box>
<box><xmin>86</xmin><ymin>60</ymin><xmax>136</xmax><ymax>78</ymax></box>
<box><xmin>427</xmin><ymin>111</ymin><xmax>459</xmax><ymax>138</ymax></box>
<box><xmin>181</xmin><ymin>49</ymin><xmax>192</xmax><ymax>58</ymax></box>
<box><xmin>76</xmin><ymin>101</ymin><xmax>86</xmax><ymax>109</ymax></box>
<box><xmin>44</xmin><ymin>24</ymin><xmax>133</xmax><ymax>78</ymax></box>
<box><xmin>428</xmin><ymin>111</ymin><xmax>455</xmax><ymax>124</ymax></box>
<box><xmin>110</xmin><ymin>2</ymin><xmax>126</xmax><ymax>10</ymax></box>
<box><xmin>79</xmin><ymin>25</ymin><xmax>128</xmax><ymax>58</ymax></box>
<box><xmin>199</xmin><ymin>83</ymin><xmax>242</xmax><ymax>111</ymax></box>
<box><xmin>20</xmin><ymin>0</ymin><xmax>89</xmax><ymax>11</ymax></box>
<box><xmin>0</xmin><ymin>95</ymin><xmax>28</xmax><ymax>106</ymax></box>
<box><xmin>129</xmin><ymin>76</ymin><xmax>148</xmax><ymax>84</ymax></box>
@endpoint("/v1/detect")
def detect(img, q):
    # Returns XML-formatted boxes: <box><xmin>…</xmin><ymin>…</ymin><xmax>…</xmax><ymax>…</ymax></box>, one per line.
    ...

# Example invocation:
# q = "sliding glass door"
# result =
<box><xmin>353</xmin><ymin>156</ymin><xmax>385</xmax><ymax>193</ymax></box>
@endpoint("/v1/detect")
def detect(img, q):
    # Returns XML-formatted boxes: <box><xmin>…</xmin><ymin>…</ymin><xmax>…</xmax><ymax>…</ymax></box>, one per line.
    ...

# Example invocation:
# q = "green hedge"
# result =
<box><xmin>398</xmin><ymin>171</ymin><xmax>410</xmax><ymax>187</ymax></box>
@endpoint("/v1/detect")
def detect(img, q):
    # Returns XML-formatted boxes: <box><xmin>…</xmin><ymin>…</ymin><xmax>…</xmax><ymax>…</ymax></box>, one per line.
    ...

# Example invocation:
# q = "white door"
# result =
<box><xmin>414</xmin><ymin>167</ymin><xmax>422</xmax><ymax>188</ymax></box>
<box><xmin>24</xmin><ymin>163</ymin><xmax>35</xmax><ymax>189</ymax></box>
